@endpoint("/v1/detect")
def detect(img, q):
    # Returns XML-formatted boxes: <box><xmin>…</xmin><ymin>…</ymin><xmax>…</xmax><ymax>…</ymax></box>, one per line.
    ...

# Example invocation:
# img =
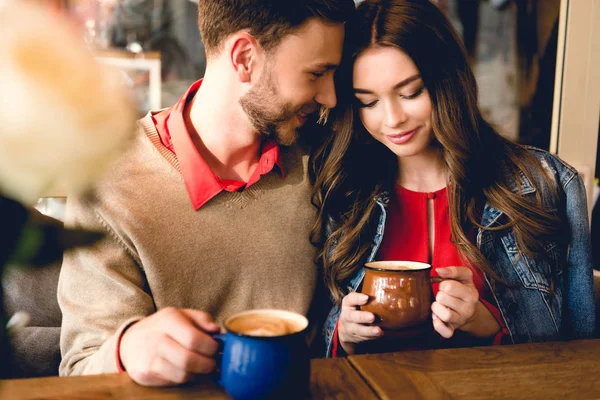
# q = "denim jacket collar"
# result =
<box><xmin>481</xmin><ymin>168</ymin><xmax>536</xmax><ymax>227</ymax></box>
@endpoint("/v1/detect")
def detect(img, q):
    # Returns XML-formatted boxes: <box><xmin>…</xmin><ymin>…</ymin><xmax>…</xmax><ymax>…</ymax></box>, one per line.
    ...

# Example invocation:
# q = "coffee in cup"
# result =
<box><xmin>226</xmin><ymin>309</ymin><xmax>307</xmax><ymax>337</ymax></box>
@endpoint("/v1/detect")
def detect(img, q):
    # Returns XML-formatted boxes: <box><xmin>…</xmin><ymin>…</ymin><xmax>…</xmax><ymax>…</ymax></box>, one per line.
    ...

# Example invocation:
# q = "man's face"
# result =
<box><xmin>240</xmin><ymin>18</ymin><xmax>344</xmax><ymax>146</ymax></box>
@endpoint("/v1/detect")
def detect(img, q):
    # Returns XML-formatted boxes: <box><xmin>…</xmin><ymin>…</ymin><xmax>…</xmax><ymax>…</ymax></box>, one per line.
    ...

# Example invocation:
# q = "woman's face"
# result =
<box><xmin>353</xmin><ymin>46</ymin><xmax>434</xmax><ymax>159</ymax></box>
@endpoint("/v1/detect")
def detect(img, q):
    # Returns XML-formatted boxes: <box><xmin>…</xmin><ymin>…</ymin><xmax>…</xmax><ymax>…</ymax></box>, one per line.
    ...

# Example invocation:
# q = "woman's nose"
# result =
<box><xmin>384</xmin><ymin>101</ymin><xmax>408</xmax><ymax>128</ymax></box>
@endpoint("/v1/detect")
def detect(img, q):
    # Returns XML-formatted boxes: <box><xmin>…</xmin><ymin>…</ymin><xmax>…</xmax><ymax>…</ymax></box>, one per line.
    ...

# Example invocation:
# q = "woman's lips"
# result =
<box><xmin>386</xmin><ymin>127</ymin><xmax>419</xmax><ymax>145</ymax></box>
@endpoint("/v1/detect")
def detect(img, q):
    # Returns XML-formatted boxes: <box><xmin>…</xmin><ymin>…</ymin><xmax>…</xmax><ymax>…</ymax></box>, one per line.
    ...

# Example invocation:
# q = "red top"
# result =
<box><xmin>116</xmin><ymin>79</ymin><xmax>284</xmax><ymax>371</ymax></box>
<box><xmin>331</xmin><ymin>185</ymin><xmax>507</xmax><ymax>356</ymax></box>
<box><xmin>152</xmin><ymin>79</ymin><xmax>284</xmax><ymax>210</ymax></box>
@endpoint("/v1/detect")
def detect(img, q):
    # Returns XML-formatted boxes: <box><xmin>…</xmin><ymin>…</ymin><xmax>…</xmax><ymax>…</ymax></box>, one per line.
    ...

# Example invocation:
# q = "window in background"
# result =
<box><xmin>66</xmin><ymin>0</ymin><xmax>206</xmax><ymax>115</ymax></box>
<box><xmin>435</xmin><ymin>0</ymin><xmax>560</xmax><ymax>150</ymax></box>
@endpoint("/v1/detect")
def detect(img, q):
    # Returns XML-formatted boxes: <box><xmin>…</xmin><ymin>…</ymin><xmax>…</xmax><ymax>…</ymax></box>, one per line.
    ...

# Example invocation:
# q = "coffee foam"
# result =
<box><xmin>226</xmin><ymin>310</ymin><xmax>307</xmax><ymax>337</ymax></box>
<box><xmin>365</xmin><ymin>261</ymin><xmax>431</xmax><ymax>271</ymax></box>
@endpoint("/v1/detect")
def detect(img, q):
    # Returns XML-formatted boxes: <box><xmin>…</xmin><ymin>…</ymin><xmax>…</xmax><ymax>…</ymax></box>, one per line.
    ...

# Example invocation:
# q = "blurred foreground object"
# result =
<box><xmin>0</xmin><ymin>0</ymin><xmax>137</xmax><ymax>205</ymax></box>
<box><xmin>0</xmin><ymin>0</ymin><xmax>136</xmax><ymax>378</ymax></box>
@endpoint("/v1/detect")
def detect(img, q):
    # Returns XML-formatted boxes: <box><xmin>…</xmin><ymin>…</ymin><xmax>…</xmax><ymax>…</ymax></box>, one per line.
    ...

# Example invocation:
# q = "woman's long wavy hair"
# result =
<box><xmin>309</xmin><ymin>0</ymin><xmax>562</xmax><ymax>304</ymax></box>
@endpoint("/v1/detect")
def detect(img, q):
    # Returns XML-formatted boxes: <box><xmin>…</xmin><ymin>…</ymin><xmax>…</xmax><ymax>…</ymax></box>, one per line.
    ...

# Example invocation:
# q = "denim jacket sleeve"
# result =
<box><xmin>322</xmin><ymin>216</ymin><xmax>342</xmax><ymax>357</ymax></box>
<box><xmin>562</xmin><ymin>172</ymin><xmax>596</xmax><ymax>338</ymax></box>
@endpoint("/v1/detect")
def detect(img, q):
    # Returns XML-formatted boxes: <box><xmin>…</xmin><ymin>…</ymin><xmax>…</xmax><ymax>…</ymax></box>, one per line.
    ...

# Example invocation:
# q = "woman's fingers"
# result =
<box><xmin>346</xmin><ymin>308</ymin><xmax>376</xmax><ymax>324</ymax></box>
<box><xmin>432</xmin><ymin>313</ymin><xmax>454</xmax><ymax>339</ymax></box>
<box><xmin>344</xmin><ymin>322</ymin><xmax>382</xmax><ymax>341</ymax></box>
<box><xmin>437</xmin><ymin>266</ymin><xmax>474</xmax><ymax>284</ymax></box>
<box><xmin>342</xmin><ymin>292</ymin><xmax>370</xmax><ymax>308</ymax></box>
<box><xmin>339</xmin><ymin>292</ymin><xmax>382</xmax><ymax>347</ymax></box>
<box><xmin>438</xmin><ymin>279</ymin><xmax>478</xmax><ymax>303</ymax></box>
<box><xmin>435</xmin><ymin>276</ymin><xmax>479</xmax><ymax>330</ymax></box>
<box><xmin>431</xmin><ymin>301</ymin><xmax>460</xmax><ymax>325</ymax></box>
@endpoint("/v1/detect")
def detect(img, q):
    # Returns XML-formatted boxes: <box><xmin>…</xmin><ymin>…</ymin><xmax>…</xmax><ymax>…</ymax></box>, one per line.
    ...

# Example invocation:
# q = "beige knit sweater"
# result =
<box><xmin>58</xmin><ymin>114</ymin><xmax>318</xmax><ymax>376</ymax></box>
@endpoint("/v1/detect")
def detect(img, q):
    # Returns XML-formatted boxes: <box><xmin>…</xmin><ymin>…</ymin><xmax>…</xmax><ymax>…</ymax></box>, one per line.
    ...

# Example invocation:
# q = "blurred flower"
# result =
<box><xmin>0</xmin><ymin>1</ymin><xmax>137</xmax><ymax>205</ymax></box>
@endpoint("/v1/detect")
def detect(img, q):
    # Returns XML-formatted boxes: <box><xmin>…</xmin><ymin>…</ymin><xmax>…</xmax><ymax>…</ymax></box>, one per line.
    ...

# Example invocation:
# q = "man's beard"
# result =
<box><xmin>239</xmin><ymin>69</ymin><xmax>300</xmax><ymax>146</ymax></box>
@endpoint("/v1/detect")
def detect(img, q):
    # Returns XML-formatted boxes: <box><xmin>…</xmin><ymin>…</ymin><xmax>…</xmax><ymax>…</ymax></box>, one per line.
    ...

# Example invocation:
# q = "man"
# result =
<box><xmin>58</xmin><ymin>0</ymin><xmax>353</xmax><ymax>387</ymax></box>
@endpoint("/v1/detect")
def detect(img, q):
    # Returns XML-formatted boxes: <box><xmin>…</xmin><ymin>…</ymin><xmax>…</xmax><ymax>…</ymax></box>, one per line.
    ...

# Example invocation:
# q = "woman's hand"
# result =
<box><xmin>432</xmin><ymin>266</ymin><xmax>500</xmax><ymax>339</ymax></box>
<box><xmin>431</xmin><ymin>266</ymin><xmax>479</xmax><ymax>338</ymax></box>
<box><xmin>338</xmin><ymin>292</ymin><xmax>383</xmax><ymax>355</ymax></box>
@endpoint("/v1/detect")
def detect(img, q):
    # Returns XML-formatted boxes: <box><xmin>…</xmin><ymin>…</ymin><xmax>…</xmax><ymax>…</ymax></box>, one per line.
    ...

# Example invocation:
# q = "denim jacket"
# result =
<box><xmin>323</xmin><ymin>148</ymin><xmax>596</xmax><ymax>357</ymax></box>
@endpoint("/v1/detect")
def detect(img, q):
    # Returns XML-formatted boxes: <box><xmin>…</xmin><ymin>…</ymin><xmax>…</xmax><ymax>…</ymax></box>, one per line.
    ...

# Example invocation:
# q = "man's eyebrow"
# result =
<box><xmin>353</xmin><ymin>74</ymin><xmax>421</xmax><ymax>94</ymax></box>
<box><xmin>305</xmin><ymin>63</ymin><xmax>339</xmax><ymax>71</ymax></box>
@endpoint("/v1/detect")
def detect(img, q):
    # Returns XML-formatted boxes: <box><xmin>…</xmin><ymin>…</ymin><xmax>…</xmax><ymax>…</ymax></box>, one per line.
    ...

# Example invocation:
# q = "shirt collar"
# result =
<box><xmin>153</xmin><ymin>79</ymin><xmax>284</xmax><ymax>210</ymax></box>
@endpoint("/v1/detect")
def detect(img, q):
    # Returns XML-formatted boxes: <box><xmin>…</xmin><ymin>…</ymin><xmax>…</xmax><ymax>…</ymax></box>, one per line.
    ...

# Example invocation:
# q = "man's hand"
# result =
<box><xmin>120</xmin><ymin>308</ymin><xmax>221</xmax><ymax>386</ymax></box>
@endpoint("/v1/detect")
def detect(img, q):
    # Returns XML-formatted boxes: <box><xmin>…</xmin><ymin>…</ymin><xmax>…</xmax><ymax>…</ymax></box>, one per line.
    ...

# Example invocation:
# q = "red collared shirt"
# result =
<box><xmin>152</xmin><ymin>79</ymin><xmax>284</xmax><ymax>210</ymax></box>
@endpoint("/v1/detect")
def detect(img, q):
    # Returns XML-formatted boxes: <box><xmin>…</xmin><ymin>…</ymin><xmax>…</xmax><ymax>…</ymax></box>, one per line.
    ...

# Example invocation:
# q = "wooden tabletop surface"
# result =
<box><xmin>0</xmin><ymin>356</ymin><xmax>378</xmax><ymax>400</ymax></box>
<box><xmin>1</xmin><ymin>340</ymin><xmax>599</xmax><ymax>399</ymax></box>
<box><xmin>349</xmin><ymin>339</ymin><xmax>600</xmax><ymax>400</ymax></box>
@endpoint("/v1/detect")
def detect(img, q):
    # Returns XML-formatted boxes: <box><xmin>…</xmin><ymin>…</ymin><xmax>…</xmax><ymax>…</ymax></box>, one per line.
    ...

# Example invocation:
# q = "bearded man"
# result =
<box><xmin>58</xmin><ymin>0</ymin><xmax>354</xmax><ymax>386</ymax></box>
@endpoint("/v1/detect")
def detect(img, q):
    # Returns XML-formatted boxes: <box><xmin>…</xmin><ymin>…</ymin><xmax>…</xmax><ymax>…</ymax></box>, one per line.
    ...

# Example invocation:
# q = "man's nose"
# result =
<box><xmin>315</xmin><ymin>75</ymin><xmax>337</xmax><ymax>109</ymax></box>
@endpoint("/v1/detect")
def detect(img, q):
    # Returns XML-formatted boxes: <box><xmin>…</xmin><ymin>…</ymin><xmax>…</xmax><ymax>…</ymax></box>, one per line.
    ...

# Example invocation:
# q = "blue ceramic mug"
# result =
<box><xmin>215</xmin><ymin>309</ymin><xmax>310</xmax><ymax>400</ymax></box>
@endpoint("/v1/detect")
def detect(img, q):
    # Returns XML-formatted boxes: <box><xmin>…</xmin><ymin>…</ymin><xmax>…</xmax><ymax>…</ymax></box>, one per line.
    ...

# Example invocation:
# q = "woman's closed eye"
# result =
<box><xmin>356</xmin><ymin>99</ymin><xmax>378</xmax><ymax>108</ymax></box>
<box><xmin>401</xmin><ymin>87</ymin><xmax>424</xmax><ymax>99</ymax></box>
<box><xmin>355</xmin><ymin>86</ymin><xmax>425</xmax><ymax>108</ymax></box>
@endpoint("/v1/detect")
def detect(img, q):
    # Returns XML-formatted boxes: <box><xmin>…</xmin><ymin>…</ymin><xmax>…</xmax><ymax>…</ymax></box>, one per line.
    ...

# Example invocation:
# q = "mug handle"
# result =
<box><xmin>211</xmin><ymin>333</ymin><xmax>226</xmax><ymax>385</ymax></box>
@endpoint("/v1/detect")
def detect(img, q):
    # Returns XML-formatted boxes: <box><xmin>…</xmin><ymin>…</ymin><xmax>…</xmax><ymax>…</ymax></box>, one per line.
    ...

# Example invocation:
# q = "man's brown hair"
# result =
<box><xmin>198</xmin><ymin>0</ymin><xmax>355</xmax><ymax>58</ymax></box>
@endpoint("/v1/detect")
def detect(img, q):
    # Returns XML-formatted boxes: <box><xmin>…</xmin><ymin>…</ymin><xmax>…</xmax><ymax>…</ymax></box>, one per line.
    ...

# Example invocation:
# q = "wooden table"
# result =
<box><xmin>0</xmin><ymin>357</ymin><xmax>377</xmax><ymax>399</ymax></box>
<box><xmin>349</xmin><ymin>339</ymin><xmax>600</xmax><ymax>399</ymax></box>
<box><xmin>1</xmin><ymin>340</ymin><xmax>599</xmax><ymax>399</ymax></box>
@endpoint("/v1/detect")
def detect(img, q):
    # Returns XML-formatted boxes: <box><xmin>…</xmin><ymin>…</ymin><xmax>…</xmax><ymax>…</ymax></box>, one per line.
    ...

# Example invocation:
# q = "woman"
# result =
<box><xmin>310</xmin><ymin>0</ymin><xmax>595</xmax><ymax>357</ymax></box>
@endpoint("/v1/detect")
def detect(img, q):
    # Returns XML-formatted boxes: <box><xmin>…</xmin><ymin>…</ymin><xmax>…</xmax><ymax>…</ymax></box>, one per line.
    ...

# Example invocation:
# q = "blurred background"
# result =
<box><xmin>435</xmin><ymin>0</ymin><xmax>599</xmax><ymax>269</ymax></box>
<box><xmin>437</xmin><ymin>0</ymin><xmax>559</xmax><ymax>149</ymax></box>
<box><xmin>66</xmin><ymin>0</ymin><xmax>206</xmax><ymax>113</ymax></box>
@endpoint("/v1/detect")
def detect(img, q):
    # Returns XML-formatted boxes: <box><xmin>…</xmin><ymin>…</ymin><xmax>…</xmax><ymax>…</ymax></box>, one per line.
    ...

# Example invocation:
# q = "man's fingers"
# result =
<box><xmin>159</xmin><ymin>309</ymin><xmax>220</xmax><ymax>356</ymax></box>
<box><xmin>169</xmin><ymin>327</ymin><xmax>220</xmax><ymax>357</ymax></box>
<box><xmin>149</xmin><ymin>356</ymin><xmax>193</xmax><ymax>386</ymax></box>
<box><xmin>180</xmin><ymin>309</ymin><xmax>221</xmax><ymax>333</ymax></box>
<box><xmin>157</xmin><ymin>336</ymin><xmax>217</xmax><ymax>375</ymax></box>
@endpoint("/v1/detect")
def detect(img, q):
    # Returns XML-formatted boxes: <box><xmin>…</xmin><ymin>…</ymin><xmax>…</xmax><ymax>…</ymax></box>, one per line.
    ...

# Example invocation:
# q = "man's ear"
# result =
<box><xmin>229</xmin><ymin>33</ymin><xmax>261</xmax><ymax>83</ymax></box>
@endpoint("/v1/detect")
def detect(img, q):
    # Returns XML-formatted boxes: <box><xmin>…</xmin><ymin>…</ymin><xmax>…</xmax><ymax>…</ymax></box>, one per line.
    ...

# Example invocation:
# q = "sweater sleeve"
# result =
<box><xmin>58</xmin><ymin>194</ymin><xmax>155</xmax><ymax>376</ymax></box>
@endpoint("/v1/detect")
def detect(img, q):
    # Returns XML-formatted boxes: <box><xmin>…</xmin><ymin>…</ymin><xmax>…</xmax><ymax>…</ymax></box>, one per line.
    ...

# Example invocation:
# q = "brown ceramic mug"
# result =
<box><xmin>360</xmin><ymin>261</ymin><xmax>434</xmax><ymax>330</ymax></box>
